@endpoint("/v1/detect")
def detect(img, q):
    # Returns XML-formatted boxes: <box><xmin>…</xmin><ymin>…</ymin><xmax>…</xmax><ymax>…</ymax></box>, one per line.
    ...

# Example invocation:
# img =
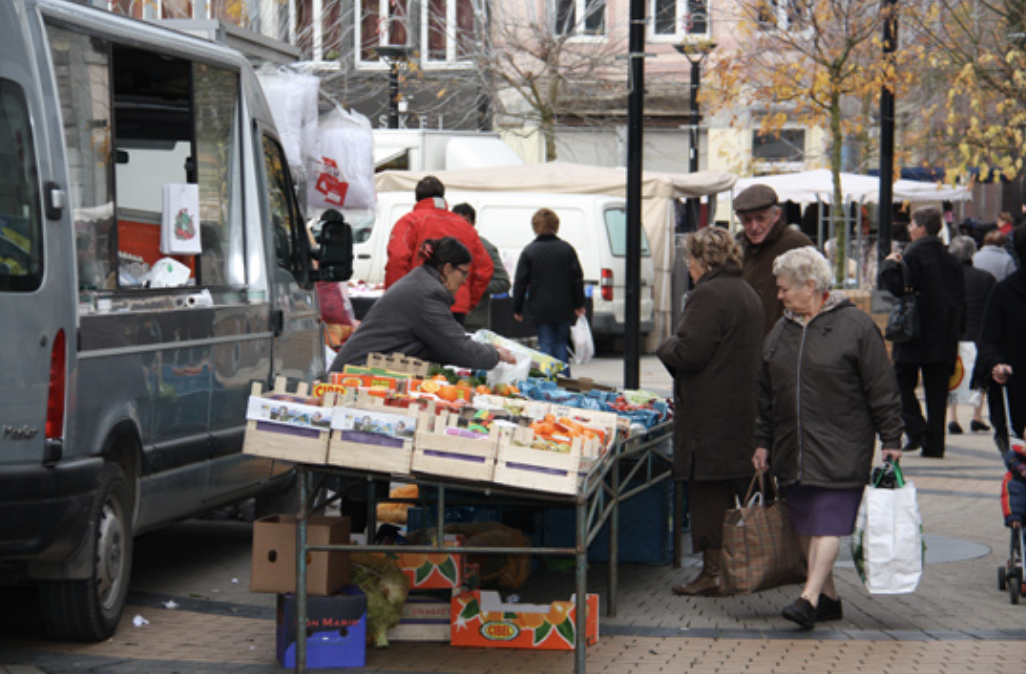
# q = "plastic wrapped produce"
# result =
<box><xmin>349</xmin><ymin>552</ymin><xmax>410</xmax><ymax>647</ymax></box>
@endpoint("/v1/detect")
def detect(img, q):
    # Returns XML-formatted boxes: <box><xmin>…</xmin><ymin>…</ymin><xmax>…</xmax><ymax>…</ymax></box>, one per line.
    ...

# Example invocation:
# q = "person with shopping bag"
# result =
<box><xmin>656</xmin><ymin>227</ymin><xmax>764</xmax><ymax>596</ymax></box>
<box><xmin>752</xmin><ymin>247</ymin><xmax>904</xmax><ymax>629</ymax></box>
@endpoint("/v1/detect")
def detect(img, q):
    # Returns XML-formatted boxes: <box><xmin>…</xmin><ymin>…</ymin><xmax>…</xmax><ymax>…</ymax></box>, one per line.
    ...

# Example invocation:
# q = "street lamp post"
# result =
<box><xmin>675</xmin><ymin>40</ymin><xmax>716</xmax><ymax>231</ymax></box>
<box><xmin>376</xmin><ymin>46</ymin><xmax>413</xmax><ymax>129</ymax></box>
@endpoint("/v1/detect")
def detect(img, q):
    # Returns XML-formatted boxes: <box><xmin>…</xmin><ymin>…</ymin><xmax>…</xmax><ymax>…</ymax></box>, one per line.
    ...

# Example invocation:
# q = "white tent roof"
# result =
<box><xmin>726</xmin><ymin>169</ymin><xmax>971</xmax><ymax>204</ymax></box>
<box><xmin>375</xmin><ymin>161</ymin><xmax>737</xmax><ymax>198</ymax></box>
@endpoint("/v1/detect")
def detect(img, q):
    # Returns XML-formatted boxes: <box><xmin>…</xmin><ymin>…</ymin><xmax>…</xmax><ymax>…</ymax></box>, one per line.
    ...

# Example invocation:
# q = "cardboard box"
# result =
<box><xmin>386</xmin><ymin>534</ymin><xmax>465</xmax><ymax>590</ymax></box>
<box><xmin>277</xmin><ymin>586</ymin><xmax>366</xmax><ymax>668</ymax></box>
<box><xmin>251</xmin><ymin>515</ymin><xmax>350</xmax><ymax>596</ymax></box>
<box><xmin>243</xmin><ymin>378</ymin><xmax>331</xmax><ymax>464</ymax></box>
<box><xmin>385</xmin><ymin>595</ymin><xmax>451</xmax><ymax>642</ymax></box>
<box><xmin>451</xmin><ymin>591</ymin><xmax>598</xmax><ymax>650</ymax></box>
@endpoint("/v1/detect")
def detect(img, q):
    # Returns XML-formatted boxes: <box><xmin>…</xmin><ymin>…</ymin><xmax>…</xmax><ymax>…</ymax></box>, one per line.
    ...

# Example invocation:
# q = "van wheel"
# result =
<box><xmin>39</xmin><ymin>463</ymin><xmax>133</xmax><ymax>641</ymax></box>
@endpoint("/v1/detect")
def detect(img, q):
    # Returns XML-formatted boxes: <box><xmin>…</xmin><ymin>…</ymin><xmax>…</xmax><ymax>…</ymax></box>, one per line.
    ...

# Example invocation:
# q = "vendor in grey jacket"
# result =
<box><xmin>753</xmin><ymin>246</ymin><xmax>903</xmax><ymax>630</ymax></box>
<box><xmin>330</xmin><ymin>237</ymin><xmax>516</xmax><ymax>371</ymax></box>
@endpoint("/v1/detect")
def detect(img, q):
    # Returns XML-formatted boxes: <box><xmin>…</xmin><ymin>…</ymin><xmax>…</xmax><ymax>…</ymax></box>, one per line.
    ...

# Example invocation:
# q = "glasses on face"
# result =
<box><xmin>455</xmin><ymin>265</ymin><xmax>470</xmax><ymax>277</ymax></box>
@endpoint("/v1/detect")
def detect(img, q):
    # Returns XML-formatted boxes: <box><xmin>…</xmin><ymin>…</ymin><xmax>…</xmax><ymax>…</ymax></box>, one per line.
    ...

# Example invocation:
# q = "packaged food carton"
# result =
<box><xmin>451</xmin><ymin>591</ymin><xmax>598</xmax><ymax>650</ymax></box>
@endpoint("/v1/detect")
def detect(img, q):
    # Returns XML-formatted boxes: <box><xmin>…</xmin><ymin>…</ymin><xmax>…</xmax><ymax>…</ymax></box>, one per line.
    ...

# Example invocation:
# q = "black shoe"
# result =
<box><xmin>902</xmin><ymin>435</ymin><xmax>924</xmax><ymax>452</ymax></box>
<box><xmin>816</xmin><ymin>594</ymin><xmax>843</xmax><ymax>621</ymax></box>
<box><xmin>948</xmin><ymin>422</ymin><xmax>963</xmax><ymax>435</ymax></box>
<box><xmin>971</xmin><ymin>420</ymin><xmax>991</xmax><ymax>432</ymax></box>
<box><xmin>781</xmin><ymin>597</ymin><xmax>816</xmax><ymax>629</ymax></box>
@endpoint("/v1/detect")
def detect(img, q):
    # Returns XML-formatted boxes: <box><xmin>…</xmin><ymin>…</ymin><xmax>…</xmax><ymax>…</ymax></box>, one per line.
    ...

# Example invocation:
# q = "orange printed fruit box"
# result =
<box><xmin>451</xmin><ymin>591</ymin><xmax>598</xmax><ymax>650</ymax></box>
<box><xmin>385</xmin><ymin>534</ymin><xmax>465</xmax><ymax>589</ymax></box>
<box><xmin>409</xmin><ymin>380</ymin><xmax>473</xmax><ymax>402</ymax></box>
<box><xmin>324</xmin><ymin>373</ymin><xmax>401</xmax><ymax>392</ymax></box>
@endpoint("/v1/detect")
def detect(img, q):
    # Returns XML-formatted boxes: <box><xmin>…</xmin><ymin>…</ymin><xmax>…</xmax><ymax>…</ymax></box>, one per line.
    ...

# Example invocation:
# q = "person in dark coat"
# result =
<box><xmin>733</xmin><ymin>184</ymin><xmax>813</xmax><ymax>337</ymax></box>
<box><xmin>331</xmin><ymin>237</ymin><xmax>515</xmax><ymax>371</ymax></box>
<box><xmin>878</xmin><ymin>205</ymin><xmax>965</xmax><ymax>458</ymax></box>
<box><xmin>974</xmin><ymin>226</ymin><xmax>1026</xmax><ymax>454</ymax></box>
<box><xmin>946</xmin><ymin>235</ymin><xmax>996</xmax><ymax>434</ymax></box>
<box><xmin>754</xmin><ymin>246</ymin><xmax>903</xmax><ymax>629</ymax></box>
<box><xmin>656</xmin><ymin>227</ymin><xmax>763</xmax><ymax>597</ymax></box>
<box><xmin>512</xmin><ymin>208</ymin><xmax>585</xmax><ymax>370</ymax></box>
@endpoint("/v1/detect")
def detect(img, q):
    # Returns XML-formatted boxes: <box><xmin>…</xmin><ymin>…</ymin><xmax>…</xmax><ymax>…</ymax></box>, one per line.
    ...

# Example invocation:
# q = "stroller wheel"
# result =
<box><xmin>1011</xmin><ymin>581</ymin><xmax>1021</xmax><ymax>605</ymax></box>
<box><xmin>999</xmin><ymin>566</ymin><xmax>1008</xmax><ymax>590</ymax></box>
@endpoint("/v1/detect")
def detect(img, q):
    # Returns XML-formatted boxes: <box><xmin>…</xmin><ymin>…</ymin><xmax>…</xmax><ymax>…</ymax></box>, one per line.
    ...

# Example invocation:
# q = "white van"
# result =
<box><xmin>0</xmin><ymin>0</ymin><xmax>349</xmax><ymax>641</ymax></box>
<box><xmin>350</xmin><ymin>191</ymin><xmax>655</xmax><ymax>337</ymax></box>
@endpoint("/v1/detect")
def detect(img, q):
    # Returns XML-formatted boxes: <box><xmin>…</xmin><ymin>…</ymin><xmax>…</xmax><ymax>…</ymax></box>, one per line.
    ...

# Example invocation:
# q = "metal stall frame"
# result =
<box><xmin>292</xmin><ymin>420</ymin><xmax>673</xmax><ymax>674</ymax></box>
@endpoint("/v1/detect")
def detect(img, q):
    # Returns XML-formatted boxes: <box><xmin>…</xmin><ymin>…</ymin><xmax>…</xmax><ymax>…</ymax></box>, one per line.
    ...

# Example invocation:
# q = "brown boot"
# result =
<box><xmin>672</xmin><ymin>548</ymin><xmax>722</xmax><ymax>596</ymax></box>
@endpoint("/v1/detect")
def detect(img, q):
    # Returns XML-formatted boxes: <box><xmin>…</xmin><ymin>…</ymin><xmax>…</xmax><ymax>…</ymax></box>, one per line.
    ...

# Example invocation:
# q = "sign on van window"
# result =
<box><xmin>0</xmin><ymin>80</ymin><xmax>43</xmax><ymax>292</ymax></box>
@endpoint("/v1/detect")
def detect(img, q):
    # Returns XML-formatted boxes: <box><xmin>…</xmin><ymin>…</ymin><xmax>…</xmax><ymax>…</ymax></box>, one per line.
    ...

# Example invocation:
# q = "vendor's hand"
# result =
<box><xmin>881</xmin><ymin>448</ymin><xmax>902</xmax><ymax>463</ymax></box>
<box><xmin>496</xmin><ymin>347</ymin><xmax>517</xmax><ymax>365</ymax></box>
<box><xmin>752</xmin><ymin>447</ymin><xmax>769</xmax><ymax>473</ymax></box>
<box><xmin>513</xmin><ymin>313</ymin><xmax>523</xmax><ymax>323</ymax></box>
<box><xmin>994</xmin><ymin>364</ymin><xmax>1013</xmax><ymax>385</ymax></box>
<box><xmin>575</xmin><ymin>307</ymin><xmax>586</xmax><ymax>318</ymax></box>
<box><xmin>886</xmin><ymin>252</ymin><xmax>902</xmax><ymax>263</ymax></box>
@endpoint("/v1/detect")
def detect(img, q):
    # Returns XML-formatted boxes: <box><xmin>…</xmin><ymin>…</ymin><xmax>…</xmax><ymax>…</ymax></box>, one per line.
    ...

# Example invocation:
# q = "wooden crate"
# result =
<box><xmin>545</xmin><ymin>405</ymin><xmax>625</xmax><ymax>449</ymax></box>
<box><xmin>412</xmin><ymin>411</ymin><xmax>503</xmax><ymax>482</ymax></box>
<box><xmin>493</xmin><ymin>427</ymin><xmax>602</xmax><ymax>495</ymax></box>
<box><xmin>366</xmin><ymin>352</ymin><xmax>432</xmax><ymax>377</ymax></box>
<box><xmin>327</xmin><ymin>390</ymin><xmax>418</xmax><ymax>475</ymax></box>
<box><xmin>471</xmin><ymin>395</ymin><xmax>551</xmax><ymax>420</ymax></box>
<box><xmin>243</xmin><ymin>378</ymin><xmax>330</xmax><ymax>464</ymax></box>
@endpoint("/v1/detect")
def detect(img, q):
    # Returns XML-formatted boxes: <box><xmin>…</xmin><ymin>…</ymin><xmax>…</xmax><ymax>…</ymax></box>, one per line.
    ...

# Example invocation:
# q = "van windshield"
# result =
<box><xmin>0</xmin><ymin>79</ymin><xmax>43</xmax><ymax>292</ymax></box>
<box><xmin>604</xmin><ymin>207</ymin><xmax>651</xmax><ymax>257</ymax></box>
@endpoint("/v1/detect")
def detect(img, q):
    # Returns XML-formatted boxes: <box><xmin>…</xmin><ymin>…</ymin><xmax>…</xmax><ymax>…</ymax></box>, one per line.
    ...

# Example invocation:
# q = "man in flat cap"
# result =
<box><xmin>734</xmin><ymin>184</ymin><xmax>812</xmax><ymax>336</ymax></box>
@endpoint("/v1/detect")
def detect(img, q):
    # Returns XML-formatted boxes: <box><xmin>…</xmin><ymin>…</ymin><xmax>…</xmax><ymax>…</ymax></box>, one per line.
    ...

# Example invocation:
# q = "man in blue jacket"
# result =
<box><xmin>879</xmin><ymin>206</ymin><xmax>965</xmax><ymax>458</ymax></box>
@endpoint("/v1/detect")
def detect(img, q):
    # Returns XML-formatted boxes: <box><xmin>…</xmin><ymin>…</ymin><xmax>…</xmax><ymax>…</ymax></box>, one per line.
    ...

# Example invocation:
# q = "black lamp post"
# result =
<box><xmin>674</xmin><ymin>40</ymin><xmax>716</xmax><ymax>230</ymax></box>
<box><xmin>376</xmin><ymin>46</ymin><xmax>413</xmax><ymax>129</ymax></box>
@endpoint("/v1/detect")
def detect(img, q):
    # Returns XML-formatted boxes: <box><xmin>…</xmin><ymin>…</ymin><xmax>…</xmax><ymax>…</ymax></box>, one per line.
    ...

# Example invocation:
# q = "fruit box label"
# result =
<box><xmin>451</xmin><ymin>591</ymin><xmax>598</xmax><ymax>650</ymax></box>
<box><xmin>385</xmin><ymin>535</ymin><xmax>464</xmax><ymax>589</ymax></box>
<box><xmin>246</xmin><ymin>396</ymin><xmax>330</xmax><ymax>432</ymax></box>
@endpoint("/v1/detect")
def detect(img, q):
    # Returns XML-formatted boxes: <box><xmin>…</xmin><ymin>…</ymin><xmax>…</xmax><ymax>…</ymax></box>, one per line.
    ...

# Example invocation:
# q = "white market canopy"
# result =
<box><xmin>726</xmin><ymin>169</ymin><xmax>972</xmax><ymax>205</ymax></box>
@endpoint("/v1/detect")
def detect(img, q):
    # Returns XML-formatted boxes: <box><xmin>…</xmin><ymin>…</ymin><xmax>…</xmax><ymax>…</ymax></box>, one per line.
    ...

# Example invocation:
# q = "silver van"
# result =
<box><xmin>0</xmin><ymin>0</ymin><xmax>348</xmax><ymax>641</ymax></box>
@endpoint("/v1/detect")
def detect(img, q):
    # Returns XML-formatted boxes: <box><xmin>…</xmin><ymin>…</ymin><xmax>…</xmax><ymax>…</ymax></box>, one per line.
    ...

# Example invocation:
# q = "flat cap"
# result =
<box><xmin>733</xmin><ymin>184</ymin><xmax>779</xmax><ymax>214</ymax></box>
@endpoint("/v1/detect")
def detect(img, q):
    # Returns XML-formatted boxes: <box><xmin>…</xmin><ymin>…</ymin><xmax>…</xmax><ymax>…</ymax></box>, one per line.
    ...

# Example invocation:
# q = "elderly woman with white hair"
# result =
<box><xmin>752</xmin><ymin>246</ymin><xmax>904</xmax><ymax>629</ymax></box>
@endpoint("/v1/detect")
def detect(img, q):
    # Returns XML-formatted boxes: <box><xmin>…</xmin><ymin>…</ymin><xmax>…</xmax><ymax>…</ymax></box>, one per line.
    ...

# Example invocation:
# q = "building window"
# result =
<box><xmin>358</xmin><ymin>0</ymin><xmax>411</xmax><ymax>63</ymax></box>
<box><xmin>425</xmin><ymin>0</ymin><xmax>477</xmax><ymax>63</ymax></box>
<box><xmin>651</xmin><ymin>0</ymin><xmax>708</xmax><ymax>40</ymax></box>
<box><xmin>753</xmin><ymin>129</ymin><xmax>806</xmax><ymax>162</ymax></box>
<box><xmin>757</xmin><ymin>0</ymin><xmax>806</xmax><ymax>32</ymax></box>
<box><xmin>554</xmin><ymin>0</ymin><xmax>606</xmax><ymax>37</ymax></box>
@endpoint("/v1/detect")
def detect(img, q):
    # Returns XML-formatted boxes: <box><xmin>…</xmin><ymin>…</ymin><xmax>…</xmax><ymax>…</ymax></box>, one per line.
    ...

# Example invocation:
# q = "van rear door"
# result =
<box><xmin>0</xmin><ymin>0</ymin><xmax>74</xmax><ymax>468</ymax></box>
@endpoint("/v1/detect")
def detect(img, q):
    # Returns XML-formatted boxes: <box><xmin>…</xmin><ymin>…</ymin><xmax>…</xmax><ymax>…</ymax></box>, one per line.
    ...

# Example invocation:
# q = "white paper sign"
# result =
<box><xmin>161</xmin><ymin>183</ymin><xmax>202</xmax><ymax>255</ymax></box>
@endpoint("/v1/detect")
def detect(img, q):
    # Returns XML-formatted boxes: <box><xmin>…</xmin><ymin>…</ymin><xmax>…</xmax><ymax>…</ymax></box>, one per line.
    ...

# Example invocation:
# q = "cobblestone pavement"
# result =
<box><xmin>4</xmin><ymin>357</ymin><xmax>1026</xmax><ymax>673</ymax></box>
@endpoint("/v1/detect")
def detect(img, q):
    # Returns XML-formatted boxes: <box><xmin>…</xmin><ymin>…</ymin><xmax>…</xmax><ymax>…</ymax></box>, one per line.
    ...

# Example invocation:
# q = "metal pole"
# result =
<box><xmin>388</xmin><ymin>62</ymin><xmax>400</xmax><ymax>130</ymax></box>
<box><xmin>877</xmin><ymin>0</ymin><xmax>899</xmax><ymax>264</ymax></box>
<box><xmin>687</xmin><ymin>59</ymin><xmax>701</xmax><ymax>228</ymax></box>
<box><xmin>624</xmin><ymin>0</ymin><xmax>645</xmax><ymax>390</ymax></box>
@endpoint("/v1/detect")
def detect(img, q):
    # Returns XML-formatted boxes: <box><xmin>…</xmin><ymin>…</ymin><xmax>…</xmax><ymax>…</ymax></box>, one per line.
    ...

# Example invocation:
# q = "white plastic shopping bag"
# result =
<box><xmin>569</xmin><ymin>315</ymin><xmax>595</xmax><ymax>365</ymax></box>
<box><xmin>947</xmin><ymin>341</ymin><xmax>977</xmax><ymax>405</ymax></box>
<box><xmin>487</xmin><ymin>353</ymin><xmax>531</xmax><ymax>387</ymax></box>
<box><xmin>851</xmin><ymin>461</ymin><xmax>924</xmax><ymax>594</ymax></box>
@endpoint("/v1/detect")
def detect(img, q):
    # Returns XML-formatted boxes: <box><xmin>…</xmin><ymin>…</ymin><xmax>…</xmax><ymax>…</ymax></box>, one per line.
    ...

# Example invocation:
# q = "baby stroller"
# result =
<box><xmin>997</xmin><ymin>386</ymin><xmax>1026</xmax><ymax>604</ymax></box>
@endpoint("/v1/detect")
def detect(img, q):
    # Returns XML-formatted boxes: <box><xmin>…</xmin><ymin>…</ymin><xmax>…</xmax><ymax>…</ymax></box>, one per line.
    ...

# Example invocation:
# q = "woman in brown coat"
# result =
<box><xmin>656</xmin><ymin>227</ymin><xmax>764</xmax><ymax>596</ymax></box>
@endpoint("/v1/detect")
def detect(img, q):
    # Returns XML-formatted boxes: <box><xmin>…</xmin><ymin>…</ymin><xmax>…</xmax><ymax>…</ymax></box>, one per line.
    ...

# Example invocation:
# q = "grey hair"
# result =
<box><xmin>948</xmin><ymin>235</ymin><xmax>977</xmax><ymax>263</ymax></box>
<box><xmin>772</xmin><ymin>246</ymin><xmax>834</xmax><ymax>293</ymax></box>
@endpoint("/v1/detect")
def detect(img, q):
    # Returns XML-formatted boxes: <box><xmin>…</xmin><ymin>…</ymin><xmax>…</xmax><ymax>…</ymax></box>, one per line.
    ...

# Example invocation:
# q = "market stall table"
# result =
<box><xmin>290</xmin><ymin>420</ymin><xmax>673</xmax><ymax>674</ymax></box>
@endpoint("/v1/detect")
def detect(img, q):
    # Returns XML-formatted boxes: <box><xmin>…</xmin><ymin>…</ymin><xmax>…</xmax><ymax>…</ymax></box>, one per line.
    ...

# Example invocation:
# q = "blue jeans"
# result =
<box><xmin>536</xmin><ymin>320</ymin><xmax>573</xmax><ymax>371</ymax></box>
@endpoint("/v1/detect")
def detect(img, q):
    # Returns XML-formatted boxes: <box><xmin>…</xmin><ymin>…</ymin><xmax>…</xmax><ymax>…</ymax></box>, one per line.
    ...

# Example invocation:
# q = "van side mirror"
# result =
<box><xmin>314</xmin><ymin>212</ymin><xmax>353</xmax><ymax>282</ymax></box>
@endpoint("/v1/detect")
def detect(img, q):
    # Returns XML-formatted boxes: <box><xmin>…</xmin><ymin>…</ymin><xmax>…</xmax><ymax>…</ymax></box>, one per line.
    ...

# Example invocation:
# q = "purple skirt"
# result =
<box><xmin>783</xmin><ymin>484</ymin><xmax>864</xmax><ymax>536</ymax></box>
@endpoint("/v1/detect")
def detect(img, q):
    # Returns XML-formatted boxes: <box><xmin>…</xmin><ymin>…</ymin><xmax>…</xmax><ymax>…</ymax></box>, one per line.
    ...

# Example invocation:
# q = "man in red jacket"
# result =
<box><xmin>385</xmin><ymin>176</ymin><xmax>493</xmax><ymax>323</ymax></box>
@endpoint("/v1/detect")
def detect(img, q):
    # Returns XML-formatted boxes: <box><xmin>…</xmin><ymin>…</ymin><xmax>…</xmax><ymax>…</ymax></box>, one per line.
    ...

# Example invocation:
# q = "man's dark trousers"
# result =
<box><xmin>895</xmin><ymin>361</ymin><xmax>953</xmax><ymax>458</ymax></box>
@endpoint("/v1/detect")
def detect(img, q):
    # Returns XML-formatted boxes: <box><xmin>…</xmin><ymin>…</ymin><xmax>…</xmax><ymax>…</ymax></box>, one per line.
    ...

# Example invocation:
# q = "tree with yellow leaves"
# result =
<box><xmin>705</xmin><ymin>0</ymin><xmax>919</xmax><ymax>282</ymax></box>
<box><xmin>906</xmin><ymin>1</ymin><xmax>1026</xmax><ymax>190</ymax></box>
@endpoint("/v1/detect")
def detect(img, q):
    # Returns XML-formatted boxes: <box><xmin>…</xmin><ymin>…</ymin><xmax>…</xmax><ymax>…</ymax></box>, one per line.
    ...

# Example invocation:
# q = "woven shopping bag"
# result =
<box><xmin>720</xmin><ymin>473</ymin><xmax>806</xmax><ymax>595</ymax></box>
<box><xmin>851</xmin><ymin>459</ymin><xmax>924</xmax><ymax>594</ymax></box>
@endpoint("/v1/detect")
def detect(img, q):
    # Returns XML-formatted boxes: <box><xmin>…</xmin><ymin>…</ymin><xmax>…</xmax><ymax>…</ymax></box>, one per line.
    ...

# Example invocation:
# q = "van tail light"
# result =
<box><xmin>600</xmin><ymin>268</ymin><xmax>614</xmax><ymax>302</ymax></box>
<box><xmin>46</xmin><ymin>329</ymin><xmax>67</xmax><ymax>440</ymax></box>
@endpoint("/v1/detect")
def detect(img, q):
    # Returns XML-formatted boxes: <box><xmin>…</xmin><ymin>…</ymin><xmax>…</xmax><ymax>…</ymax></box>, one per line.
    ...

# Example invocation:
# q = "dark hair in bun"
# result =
<box><xmin>418</xmin><ymin>236</ymin><xmax>472</xmax><ymax>271</ymax></box>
